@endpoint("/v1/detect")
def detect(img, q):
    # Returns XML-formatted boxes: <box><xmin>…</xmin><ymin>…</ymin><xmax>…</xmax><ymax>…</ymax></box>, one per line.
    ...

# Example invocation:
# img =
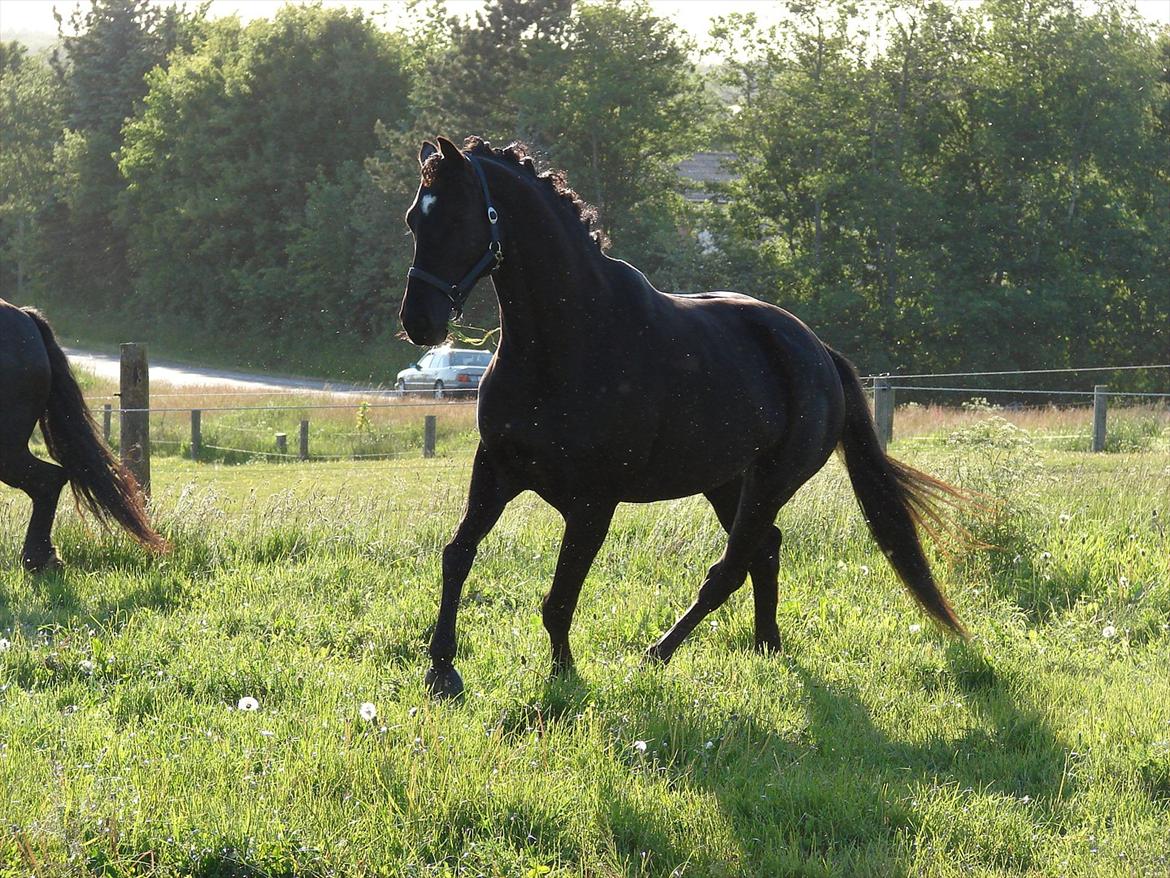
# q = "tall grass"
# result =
<box><xmin>0</xmin><ymin>439</ymin><xmax>1167</xmax><ymax>875</ymax></box>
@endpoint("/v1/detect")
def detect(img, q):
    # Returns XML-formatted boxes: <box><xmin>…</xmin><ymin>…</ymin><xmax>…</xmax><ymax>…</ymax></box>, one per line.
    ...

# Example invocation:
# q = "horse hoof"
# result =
<box><xmin>425</xmin><ymin>665</ymin><xmax>465</xmax><ymax>701</ymax></box>
<box><xmin>642</xmin><ymin>645</ymin><xmax>668</xmax><ymax>666</ymax></box>
<box><xmin>754</xmin><ymin>637</ymin><xmax>783</xmax><ymax>656</ymax></box>
<box><xmin>23</xmin><ymin>551</ymin><xmax>63</xmax><ymax>574</ymax></box>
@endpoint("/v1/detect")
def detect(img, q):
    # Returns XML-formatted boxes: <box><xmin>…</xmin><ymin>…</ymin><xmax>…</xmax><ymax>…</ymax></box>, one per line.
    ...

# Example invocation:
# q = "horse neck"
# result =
<box><xmin>483</xmin><ymin>163</ymin><xmax>626</xmax><ymax>360</ymax></box>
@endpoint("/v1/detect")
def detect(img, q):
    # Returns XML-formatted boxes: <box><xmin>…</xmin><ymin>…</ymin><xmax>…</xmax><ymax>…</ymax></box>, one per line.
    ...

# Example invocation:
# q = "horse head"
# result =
<box><xmin>399</xmin><ymin>136</ymin><xmax>503</xmax><ymax>346</ymax></box>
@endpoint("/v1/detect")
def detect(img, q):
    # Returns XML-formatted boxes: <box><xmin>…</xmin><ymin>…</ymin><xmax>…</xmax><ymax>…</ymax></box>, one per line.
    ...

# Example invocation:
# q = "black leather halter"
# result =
<box><xmin>406</xmin><ymin>157</ymin><xmax>503</xmax><ymax>320</ymax></box>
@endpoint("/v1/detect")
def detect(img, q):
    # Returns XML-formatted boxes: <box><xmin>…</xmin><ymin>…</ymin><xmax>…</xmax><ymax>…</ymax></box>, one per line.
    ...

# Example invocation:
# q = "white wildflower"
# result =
<box><xmin>633</xmin><ymin>740</ymin><xmax>648</xmax><ymax>753</ymax></box>
<box><xmin>0</xmin><ymin>638</ymin><xmax>10</xmax><ymax>652</ymax></box>
<box><xmin>359</xmin><ymin>702</ymin><xmax>378</xmax><ymax>722</ymax></box>
<box><xmin>860</xmin><ymin>565</ymin><xmax>870</xmax><ymax>576</ymax></box>
<box><xmin>1058</xmin><ymin>513</ymin><xmax>1070</xmax><ymax>525</ymax></box>
<box><xmin>237</xmin><ymin>696</ymin><xmax>260</xmax><ymax>712</ymax></box>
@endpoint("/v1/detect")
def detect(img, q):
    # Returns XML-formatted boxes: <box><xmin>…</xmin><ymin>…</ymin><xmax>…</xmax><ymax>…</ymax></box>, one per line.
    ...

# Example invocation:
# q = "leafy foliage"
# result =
<box><xmin>0</xmin><ymin>0</ymin><xmax>1166</xmax><ymax>381</ymax></box>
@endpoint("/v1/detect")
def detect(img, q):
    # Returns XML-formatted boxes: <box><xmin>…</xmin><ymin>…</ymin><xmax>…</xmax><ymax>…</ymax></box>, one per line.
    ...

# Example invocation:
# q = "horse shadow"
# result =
<box><xmin>0</xmin><ymin>560</ymin><xmax>189</xmax><ymax>637</ymax></box>
<box><xmin>503</xmin><ymin>641</ymin><xmax>1070</xmax><ymax>876</ymax></box>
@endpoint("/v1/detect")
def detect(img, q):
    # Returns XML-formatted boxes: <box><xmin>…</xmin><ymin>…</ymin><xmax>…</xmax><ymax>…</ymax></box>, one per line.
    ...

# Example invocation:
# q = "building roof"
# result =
<box><xmin>676</xmin><ymin>151</ymin><xmax>737</xmax><ymax>202</ymax></box>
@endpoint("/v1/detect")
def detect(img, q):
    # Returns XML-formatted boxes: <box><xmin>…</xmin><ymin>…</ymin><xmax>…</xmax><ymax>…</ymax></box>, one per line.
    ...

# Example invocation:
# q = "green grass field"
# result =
<box><xmin>1</xmin><ymin>433</ymin><xmax>1168</xmax><ymax>875</ymax></box>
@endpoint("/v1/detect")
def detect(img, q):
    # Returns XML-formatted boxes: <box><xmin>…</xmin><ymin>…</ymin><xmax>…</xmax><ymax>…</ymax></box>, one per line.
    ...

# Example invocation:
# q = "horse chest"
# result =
<box><xmin>478</xmin><ymin>401</ymin><xmax>645</xmax><ymax>497</ymax></box>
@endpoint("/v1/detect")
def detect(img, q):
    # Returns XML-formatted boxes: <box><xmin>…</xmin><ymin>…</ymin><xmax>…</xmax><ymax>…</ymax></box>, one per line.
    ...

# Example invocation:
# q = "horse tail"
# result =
<box><xmin>23</xmin><ymin>308</ymin><xmax>168</xmax><ymax>553</ymax></box>
<box><xmin>829</xmin><ymin>348</ymin><xmax>966</xmax><ymax>637</ymax></box>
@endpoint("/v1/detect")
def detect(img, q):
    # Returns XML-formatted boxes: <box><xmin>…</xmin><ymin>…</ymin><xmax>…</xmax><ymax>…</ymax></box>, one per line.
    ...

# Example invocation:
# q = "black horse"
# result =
<box><xmin>0</xmin><ymin>300</ymin><xmax>166</xmax><ymax>570</ymax></box>
<box><xmin>400</xmin><ymin>137</ymin><xmax>965</xmax><ymax>698</ymax></box>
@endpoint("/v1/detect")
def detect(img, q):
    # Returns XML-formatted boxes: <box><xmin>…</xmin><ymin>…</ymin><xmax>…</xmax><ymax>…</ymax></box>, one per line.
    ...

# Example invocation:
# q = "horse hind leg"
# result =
<box><xmin>705</xmin><ymin>480</ymin><xmax>783</xmax><ymax>653</ymax></box>
<box><xmin>0</xmin><ymin>447</ymin><xmax>68</xmax><ymax>572</ymax></box>
<box><xmin>649</xmin><ymin>443</ymin><xmax>833</xmax><ymax>665</ymax></box>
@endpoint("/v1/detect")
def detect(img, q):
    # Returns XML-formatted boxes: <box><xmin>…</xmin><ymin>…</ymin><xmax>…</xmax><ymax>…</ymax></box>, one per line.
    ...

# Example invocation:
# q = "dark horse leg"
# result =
<box><xmin>0</xmin><ymin>445</ymin><xmax>68</xmax><ymax>572</ymax></box>
<box><xmin>705</xmin><ymin>480</ymin><xmax>783</xmax><ymax>653</ymax></box>
<box><xmin>427</xmin><ymin>444</ymin><xmax>517</xmax><ymax>699</ymax></box>
<box><xmin>0</xmin><ymin>322</ymin><xmax>67</xmax><ymax>573</ymax></box>
<box><xmin>648</xmin><ymin>453</ymin><xmax>826</xmax><ymax>665</ymax></box>
<box><xmin>543</xmin><ymin>502</ymin><xmax>615</xmax><ymax>676</ymax></box>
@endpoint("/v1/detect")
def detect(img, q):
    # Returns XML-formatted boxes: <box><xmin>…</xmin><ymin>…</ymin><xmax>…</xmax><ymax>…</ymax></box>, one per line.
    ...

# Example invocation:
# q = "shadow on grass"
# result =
<box><xmin>0</xmin><ymin>562</ymin><xmax>190</xmax><ymax>634</ymax></box>
<box><xmin>493</xmin><ymin>642</ymin><xmax>1071</xmax><ymax>877</ymax></box>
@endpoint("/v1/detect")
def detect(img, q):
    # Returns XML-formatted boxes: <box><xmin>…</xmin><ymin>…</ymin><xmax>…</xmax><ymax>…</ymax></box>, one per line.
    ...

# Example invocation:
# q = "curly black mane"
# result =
<box><xmin>424</xmin><ymin>135</ymin><xmax>609</xmax><ymax>252</ymax></box>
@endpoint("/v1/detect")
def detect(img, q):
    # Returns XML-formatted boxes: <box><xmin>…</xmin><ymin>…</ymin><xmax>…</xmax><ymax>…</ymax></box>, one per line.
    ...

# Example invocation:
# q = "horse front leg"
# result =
<box><xmin>427</xmin><ymin>445</ymin><xmax>516</xmax><ymax>699</ymax></box>
<box><xmin>543</xmin><ymin>502</ymin><xmax>615</xmax><ymax>677</ymax></box>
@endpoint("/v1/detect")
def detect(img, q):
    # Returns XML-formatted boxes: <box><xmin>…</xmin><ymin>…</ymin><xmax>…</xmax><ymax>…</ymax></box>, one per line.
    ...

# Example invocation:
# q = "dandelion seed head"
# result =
<box><xmin>909</xmin><ymin>623</ymin><xmax>922</xmax><ymax>634</ymax></box>
<box><xmin>359</xmin><ymin>702</ymin><xmax>378</xmax><ymax>722</ymax></box>
<box><xmin>79</xmin><ymin>659</ymin><xmax>95</xmax><ymax>674</ymax></box>
<box><xmin>633</xmin><ymin>740</ymin><xmax>648</xmax><ymax>753</ymax></box>
<box><xmin>1101</xmin><ymin>625</ymin><xmax>1117</xmax><ymax>640</ymax></box>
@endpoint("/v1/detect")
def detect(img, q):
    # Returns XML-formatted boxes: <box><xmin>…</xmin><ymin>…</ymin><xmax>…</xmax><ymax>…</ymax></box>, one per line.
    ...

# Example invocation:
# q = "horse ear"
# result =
<box><xmin>419</xmin><ymin>141</ymin><xmax>437</xmax><ymax>167</ymax></box>
<box><xmin>437</xmin><ymin>136</ymin><xmax>465</xmax><ymax>163</ymax></box>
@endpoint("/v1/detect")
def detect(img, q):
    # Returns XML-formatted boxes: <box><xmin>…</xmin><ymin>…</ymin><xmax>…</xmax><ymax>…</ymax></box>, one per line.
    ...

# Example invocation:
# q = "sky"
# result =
<box><xmin>2</xmin><ymin>0</ymin><xmax>1168</xmax><ymax>46</ymax></box>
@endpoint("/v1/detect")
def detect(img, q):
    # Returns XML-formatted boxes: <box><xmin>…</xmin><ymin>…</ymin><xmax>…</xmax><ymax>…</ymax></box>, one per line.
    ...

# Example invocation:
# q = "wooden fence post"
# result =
<box><xmin>423</xmin><ymin>415</ymin><xmax>436</xmax><ymax>458</ymax></box>
<box><xmin>275</xmin><ymin>432</ymin><xmax>288</xmax><ymax>455</ymax></box>
<box><xmin>190</xmin><ymin>410</ymin><xmax>201</xmax><ymax>460</ymax></box>
<box><xmin>873</xmin><ymin>378</ymin><xmax>894</xmax><ymax>453</ymax></box>
<box><xmin>1092</xmin><ymin>385</ymin><xmax>1108</xmax><ymax>452</ymax></box>
<box><xmin>299</xmin><ymin>419</ymin><xmax>310</xmax><ymax>461</ymax></box>
<box><xmin>119</xmin><ymin>343</ymin><xmax>150</xmax><ymax>496</ymax></box>
<box><xmin>102</xmin><ymin>403</ymin><xmax>112</xmax><ymax>444</ymax></box>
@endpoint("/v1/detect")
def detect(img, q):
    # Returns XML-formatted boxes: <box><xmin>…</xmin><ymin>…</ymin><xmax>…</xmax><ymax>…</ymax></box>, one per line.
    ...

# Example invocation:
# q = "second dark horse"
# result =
<box><xmin>399</xmin><ymin>137</ymin><xmax>966</xmax><ymax>698</ymax></box>
<box><xmin>0</xmin><ymin>299</ymin><xmax>166</xmax><ymax>570</ymax></box>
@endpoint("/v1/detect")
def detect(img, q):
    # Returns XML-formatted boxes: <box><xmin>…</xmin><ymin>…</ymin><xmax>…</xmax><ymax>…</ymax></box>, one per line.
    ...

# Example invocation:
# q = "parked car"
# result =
<box><xmin>396</xmin><ymin>347</ymin><xmax>493</xmax><ymax>397</ymax></box>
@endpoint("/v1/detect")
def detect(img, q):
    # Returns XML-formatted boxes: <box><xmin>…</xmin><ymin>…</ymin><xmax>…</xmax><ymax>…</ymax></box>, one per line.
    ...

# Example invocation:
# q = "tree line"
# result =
<box><xmin>1</xmin><ymin>0</ymin><xmax>1167</xmax><ymax>379</ymax></box>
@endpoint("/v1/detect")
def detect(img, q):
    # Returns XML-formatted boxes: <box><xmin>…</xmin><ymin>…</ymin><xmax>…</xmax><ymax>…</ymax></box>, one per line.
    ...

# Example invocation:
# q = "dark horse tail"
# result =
<box><xmin>829</xmin><ymin>349</ymin><xmax>966</xmax><ymax>637</ymax></box>
<box><xmin>23</xmin><ymin>308</ymin><xmax>168</xmax><ymax>553</ymax></box>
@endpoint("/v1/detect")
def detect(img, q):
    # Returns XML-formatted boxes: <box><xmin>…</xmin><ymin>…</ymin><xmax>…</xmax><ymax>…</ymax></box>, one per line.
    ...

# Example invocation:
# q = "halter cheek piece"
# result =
<box><xmin>406</xmin><ymin>157</ymin><xmax>503</xmax><ymax>320</ymax></box>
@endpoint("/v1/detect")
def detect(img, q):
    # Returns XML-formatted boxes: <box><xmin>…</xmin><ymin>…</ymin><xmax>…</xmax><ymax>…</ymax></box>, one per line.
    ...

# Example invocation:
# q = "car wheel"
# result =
<box><xmin>433</xmin><ymin>380</ymin><xmax>444</xmax><ymax>399</ymax></box>
<box><xmin>396</xmin><ymin>379</ymin><xmax>407</xmax><ymax>395</ymax></box>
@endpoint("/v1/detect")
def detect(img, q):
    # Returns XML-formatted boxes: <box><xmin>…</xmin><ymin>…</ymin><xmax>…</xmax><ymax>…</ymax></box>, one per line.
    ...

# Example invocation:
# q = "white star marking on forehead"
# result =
<box><xmin>420</xmin><ymin>193</ymin><xmax>437</xmax><ymax>215</ymax></box>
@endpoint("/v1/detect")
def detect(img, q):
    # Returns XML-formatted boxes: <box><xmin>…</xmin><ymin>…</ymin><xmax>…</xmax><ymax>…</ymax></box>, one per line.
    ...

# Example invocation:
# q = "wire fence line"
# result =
<box><xmin>80</xmin><ymin>358</ymin><xmax>1167</xmax><ymax>477</ymax></box>
<box><xmin>883</xmin><ymin>385</ymin><xmax>1170</xmax><ymax>399</ymax></box>
<box><xmin>859</xmin><ymin>363</ymin><xmax>1170</xmax><ymax>381</ymax></box>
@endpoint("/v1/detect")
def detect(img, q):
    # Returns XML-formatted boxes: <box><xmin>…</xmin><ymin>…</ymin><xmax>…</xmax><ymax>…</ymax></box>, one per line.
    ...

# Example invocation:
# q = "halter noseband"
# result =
<box><xmin>406</xmin><ymin>156</ymin><xmax>503</xmax><ymax>320</ymax></box>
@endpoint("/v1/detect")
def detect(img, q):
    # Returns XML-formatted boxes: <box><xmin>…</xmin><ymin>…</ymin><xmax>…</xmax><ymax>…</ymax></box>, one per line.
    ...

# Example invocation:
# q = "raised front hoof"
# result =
<box><xmin>22</xmin><ymin>550</ymin><xmax>62</xmax><ymax>574</ymax></box>
<box><xmin>425</xmin><ymin>665</ymin><xmax>465</xmax><ymax>701</ymax></box>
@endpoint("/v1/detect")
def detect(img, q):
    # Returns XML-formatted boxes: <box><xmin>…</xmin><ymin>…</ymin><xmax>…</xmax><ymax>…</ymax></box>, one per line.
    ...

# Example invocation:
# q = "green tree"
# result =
<box><xmin>0</xmin><ymin>43</ymin><xmax>66</xmax><ymax>301</ymax></box>
<box><xmin>36</xmin><ymin>0</ymin><xmax>204</xmax><ymax>309</ymax></box>
<box><xmin>524</xmin><ymin>0</ymin><xmax>707</xmax><ymax>268</ymax></box>
<box><xmin>119</xmin><ymin>6</ymin><xmax>413</xmax><ymax>343</ymax></box>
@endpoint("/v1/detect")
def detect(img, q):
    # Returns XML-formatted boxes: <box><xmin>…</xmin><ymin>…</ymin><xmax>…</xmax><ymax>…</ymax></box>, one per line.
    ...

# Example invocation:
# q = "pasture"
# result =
<box><xmin>1</xmin><ymin>428</ymin><xmax>1168</xmax><ymax>875</ymax></box>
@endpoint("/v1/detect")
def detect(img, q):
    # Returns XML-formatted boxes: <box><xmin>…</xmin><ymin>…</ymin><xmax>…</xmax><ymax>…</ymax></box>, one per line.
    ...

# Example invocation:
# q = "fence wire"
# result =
<box><xmin>82</xmin><ymin>362</ymin><xmax>1168</xmax><ymax>467</ymax></box>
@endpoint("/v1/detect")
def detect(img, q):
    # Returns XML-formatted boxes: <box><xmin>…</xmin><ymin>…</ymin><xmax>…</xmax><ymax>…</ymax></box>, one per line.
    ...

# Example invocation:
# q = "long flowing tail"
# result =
<box><xmin>829</xmin><ymin>349</ymin><xmax>966</xmax><ymax>636</ymax></box>
<box><xmin>23</xmin><ymin>308</ymin><xmax>168</xmax><ymax>553</ymax></box>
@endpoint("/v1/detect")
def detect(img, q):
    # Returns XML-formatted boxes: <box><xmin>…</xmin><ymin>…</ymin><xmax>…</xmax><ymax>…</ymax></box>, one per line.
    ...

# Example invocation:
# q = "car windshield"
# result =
<box><xmin>449</xmin><ymin>352</ymin><xmax>492</xmax><ymax>367</ymax></box>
